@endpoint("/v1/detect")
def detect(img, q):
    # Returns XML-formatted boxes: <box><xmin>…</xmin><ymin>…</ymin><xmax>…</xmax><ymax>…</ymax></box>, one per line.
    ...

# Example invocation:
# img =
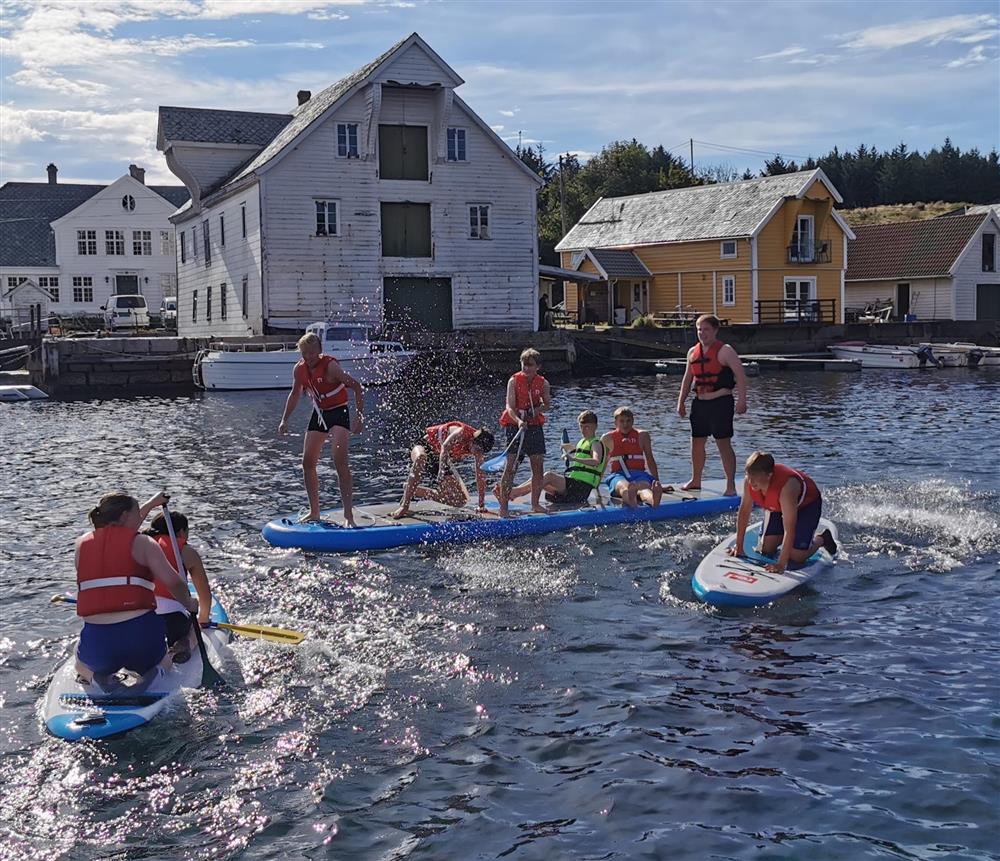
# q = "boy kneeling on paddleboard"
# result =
<box><xmin>391</xmin><ymin>422</ymin><xmax>495</xmax><ymax>519</ymax></box>
<box><xmin>730</xmin><ymin>452</ymin><xmax>838</xmax><ymax>573</ymax></box>
<box><xmin>508</xmin><ymin>410</ymin><xmax>606</xmax><ymax>507</ymax></box>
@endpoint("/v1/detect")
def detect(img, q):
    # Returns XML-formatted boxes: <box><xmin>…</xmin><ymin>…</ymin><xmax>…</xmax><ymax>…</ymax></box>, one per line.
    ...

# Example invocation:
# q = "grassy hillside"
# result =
<box><xmin>840</xmin><ymin>201</ymin><xmax>974</xmax><ymax>227</ymax></box>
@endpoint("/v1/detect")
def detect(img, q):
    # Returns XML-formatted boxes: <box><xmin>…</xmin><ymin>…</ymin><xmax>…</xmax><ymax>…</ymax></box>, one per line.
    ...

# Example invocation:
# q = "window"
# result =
<box><xmin>160</xmin><ymin>230</ymin><xmax>173</xmax><ymax>256</ymax></box>
<box><xmin>132</xmin><ymin>230</ymin><xmax>152</xmax><ymax>255</ymax></box>
<box><xmin>315</xmin><ymin>200</ymin><xmax>339</xmax><ymax>236</ymax></box>
<box><xmin>219</xmin><ymin>213</ymin><xmax>225</xmax><ymax>247</ymax></box>
<box><xmin>122</xmin><ymin>194</ymin><xmax>135</xmax><ymax>212</ymax></box>
<box><xmin>180</xmin><ymin>231</ymin><xmax>187</xmax><ymax>263</ymax></box>
<box><xmin>791</xmin><ymin>215</ymin><xmax>815</xmax><ymax>261</ymax></box>
<box><xmin>207</xmin><ymin>284</ymin><xmax>213</xmax><ymax>322</ymax></box>
<box><xmin>469</xmin><ymin>204</ymin><xmax>490</xmax><ymax>239</ymax></box>
<box><xmin>722</xmin><ymin>275</ymin><xmax>736</xmax><ymax>306</ymax></box>
<box><xmin>202</xmin><ymin>220</ymin><xmax>210</xmax><ymax>264</ymax></box>
<box><xmin>783</xmin><ymin>277</ymin><xmax>815</xmax><ymax>320</ymax></box>
<box><xmin>378</xmin><ymin>125</ymin><xmax>428</xmax><ymax>180</ymax></box>
<box><xmin>192</xmin><ymin>289</ymin><xmax>198</xmax><ymax>322</ymax></box>
<box><xmin>160</xmin><ymin>273</ymin><xmax>175</xmax><ymax>295</ymax></box>
<box><xmin>220</xmin><ymin>283</ymin><xmax>227</xmax><ymax>320</ymax></box>
<box><xmin>241</xmin><ymin>204</ymin><xmax>247</xmax><ymax>239</ymax></box>
<box><xmin>77</xmin><ymin>229</ymin><xmax>97</xmax><ymax>255</ymax></box>
<box><xmin>447</xmin><ymin>128</ymin><xmax>467</xmax><ymax>162</ymax></box>
<box><xmin>242</xmin><ymin>274</ymin><xmax>249</xmax><ymax>317</ymax></box>
<box><xmin>984</xmin><ymin>233</ymin><xmax>996</xmax><ymax>273</ymax></box>
<box><xmin>7</xmin><ymin>275</ymin><xmax>26</xmax><ymax>287</ymax></box>
<box><xmin>720</xmin><ymin>240</ymin><xmax>737</xmax><ymax>259</ymax></box>
<box><xmin>381</xmin><ymin>202</ymin><xmax>431</xmax><ymax>257</ymax></box>
<box><xmin>39</xmin><ymin>275</ymin><xmax>59</xmax><ymax>302</ymax></box>
<box><xmin>72</xmin><ymin>275</ymin><xmax>93</xmax><ymax>303</ymax></box>
<box><xmin>192</xmin><ymin>224</ymin><xmax>199</xmax><ymax>258</ymax></box>
<box><xmin>105</xmin><ymin>230</ymin><xmax>125</xmax><ymax>255</ymax></box>
<box><xmin>337</xmin><ymin>122</ymin><xmax>359</xmax><ymax>158</ymax></box>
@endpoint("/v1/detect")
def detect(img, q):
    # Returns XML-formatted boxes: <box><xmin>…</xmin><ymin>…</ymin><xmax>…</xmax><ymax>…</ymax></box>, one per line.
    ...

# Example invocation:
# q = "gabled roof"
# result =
<box><xmin>2</xmin><ymin>277</ymin><xmax>52</xmax><ymax>301</ymax></box>
<box><xmin>158</xmin><ymin>106</ymin><xmax>292</xmax><ymax>147</ymax></box>
<box><xmin>0</xmin><ymin>181</ymin><xmax>188</xmax><ymax>267</ymax></box>
<box><xmin>556</xmin><ymin>169</ymin><xmax>852</xmax><ymax>251</ymax></box>
<box><xmin>845</xmin><ymin>213</ymin><xmax>991</xmax><ymax>281</ymax></box>
<box><xmin>578</xmin><ymin>248</ymin><xmax>651</xmax><ymax>279</ymax></box>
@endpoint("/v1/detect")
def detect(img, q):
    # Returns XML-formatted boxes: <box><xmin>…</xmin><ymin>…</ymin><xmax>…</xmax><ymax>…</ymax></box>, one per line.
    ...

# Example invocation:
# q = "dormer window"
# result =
<box><xmin>720</xmin><ymin>240</ymin><xmax>737</xmax><ymax>259</ymax></box>
<box><xmin>122</xmin><ymin>194</ymin><xmax>135</xmax><ymax>212</ymax></box>
<box><xmin>337</xmin><ymin>123</ymin><xmax>359</xmax><ymax>158</ymax></box>
<box><xmin>447</xmin><ymin>127</ymin><xmax>467</xmax><ymax>162</ymax></box>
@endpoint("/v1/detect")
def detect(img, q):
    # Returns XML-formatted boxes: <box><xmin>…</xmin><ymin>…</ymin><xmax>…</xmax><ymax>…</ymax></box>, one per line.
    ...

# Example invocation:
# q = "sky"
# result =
<box><xmin>1</xmin><ymin>0</ymin><xmax>998</xmax><ymax>186</ymax></box>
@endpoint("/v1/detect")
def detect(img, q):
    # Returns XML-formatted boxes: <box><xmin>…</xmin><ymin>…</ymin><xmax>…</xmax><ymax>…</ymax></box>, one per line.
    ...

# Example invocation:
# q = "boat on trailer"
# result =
<box><xmin>828</xmin><ymin>341</ymin><xmax>969</xmax><ymax>369</ymax></box>
<box><xmin>193</xmin><ymin>320</ymin><xmax>418</xmax><ymax>391</ymax></box>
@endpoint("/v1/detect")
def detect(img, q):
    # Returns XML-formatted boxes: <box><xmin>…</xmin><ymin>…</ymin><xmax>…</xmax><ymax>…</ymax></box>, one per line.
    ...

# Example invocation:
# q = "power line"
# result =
<box><xmin>693</xmin><ymin>139</ymin><xmax>814</xmax><ymax>162</ymax></box>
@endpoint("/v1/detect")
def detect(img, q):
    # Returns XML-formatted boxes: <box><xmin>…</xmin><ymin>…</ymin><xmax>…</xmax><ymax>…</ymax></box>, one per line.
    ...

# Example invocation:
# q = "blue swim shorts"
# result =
<box><xmin>78</xmin><ymin>611</ymin><xmax>168</xmax><ymax>676</ymax></box>
<box><xmin>603</xmin><ymin>470</ymin><xmax>657</xmax><ymax>495</ymax></box>
<box><xmin>763</xmin><ymin>496</ymin><xmax>823</xmax><ymax>552</ymax></box>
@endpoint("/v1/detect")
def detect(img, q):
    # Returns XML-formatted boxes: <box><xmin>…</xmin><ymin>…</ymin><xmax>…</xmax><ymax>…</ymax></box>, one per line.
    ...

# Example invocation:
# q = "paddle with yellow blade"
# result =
<box><xmin>50</xmin><ymin>594</ymin><xmax>305</xmax><ymax>645</ymax></box>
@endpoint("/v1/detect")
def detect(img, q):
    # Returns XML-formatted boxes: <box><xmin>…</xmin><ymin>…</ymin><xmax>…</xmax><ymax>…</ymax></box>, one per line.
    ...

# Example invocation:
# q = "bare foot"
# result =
<box><xmin>389</xmin><ymin>507</ymin><xmax>408</xmax><ymax>520</ymax></box>
<box><xmin>492</xmin><ymin>483</ymin><xmax>504</xmax><ymax>504</ymax></box>
<box><xmin>723</xmin><ymin>485</ymin><xmax>738</xmax><ymax>497</ymax></box>
<box><xmin>343</xmin><ymin>517</ymin><xmax>357</xmax><ymax>528</ymax></box>
<box><xmin>624</xmin><ymin>488</ymin><xmax>639</xmax><ymax>508</ymax></box>
<box><xmin>651</xmin><ymin>483</ymin><xmax>663</xmax><ymax>507</ymax></box>
<box><xmin>298</xmin><ymin>512</ymin><xmax>322</xmax><ymax>523</ymax></box>
<box><xmin>681</xmin><ymin>480</ymin><xmax>701</xmax><ymax>491</ymax></box>
<box><xmin>531</xmin><ymin>505</ymin><xmax>546</xmax><ymax>514</ymax></box>
<box><xmin>819</xmin><ymin>528</ymin><xmax>838</xmax><ymax>555</ymax></box>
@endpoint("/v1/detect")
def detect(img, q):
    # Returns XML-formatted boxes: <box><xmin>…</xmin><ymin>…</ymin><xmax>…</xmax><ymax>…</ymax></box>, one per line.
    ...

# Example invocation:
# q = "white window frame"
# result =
<box><xmin>241</xmin><ymin>274</ymin><xmax>249</xmax><ymax>318</ymax></box>
<box><xmin>121</xmin><ymin>194</ymin><xmax>135</xmax><ymax>212</ymax></box>
<box><xmin>315</xmin><ymin>199</ymin><xmax>340</xmax><ymax>237</ymax></box>
<box><xmin>77</xmin><ymin>229</ymin><xmax>97</xmax><ymax>255</ymax></box>
<box><xmin>792</xmin><ymin>215</ymin><xmax>815</xmax><ymax>262</ymax></box>
<box><xmin>7</xmin><ymin>276</ymin><xmax>26</xmax><ymax>288</ymax></box>
<box><xmin>336</xmin><ymin>122</ymin><xmax>360</xmax><ymax>158</ymax></box>
<box><xmin>783</xmin><ymin>276</ymin><xmax>816</xmax><ymax>319</ymax></box>
<box><xmin>720</xmin><ymin>240</ymin><xmax>738</xmax><ymax>259</ymax></box>
<box><xmin>132</xmin><ymin>229</ymin><xmax>152</xmax><ymax>256</ymax></box>
<box><xmin>722</xmin><ymin>275</ymin><xmax>736</xmax><ymax>306</ymax></box>
<box><xmin>72</xmin><ymin>275</ymin><xmax>94</xmax><ymax>303</ymax></box>
<box><xmin>469</xmin><ymin>203</ymin><xmax>490</xmax><ymax>239</ymax></box>
<box><xmin>105</xmin><ymin>230</ymin><xmax>125</xmax><ymax>256</ymax></box>
<box><xmin>39</xmin><ymin>275</ymin><xmax>59</xmax><ymax>302</ymax></box>
<box><xmin>160</xmin><ymin>230</ymin><xmax>173</xmax><ymax>256</ymax></box>
<box><xmin>447</xmin><ymin>127</ymin><xmax>467</xmax><ymax>162</ymax></box>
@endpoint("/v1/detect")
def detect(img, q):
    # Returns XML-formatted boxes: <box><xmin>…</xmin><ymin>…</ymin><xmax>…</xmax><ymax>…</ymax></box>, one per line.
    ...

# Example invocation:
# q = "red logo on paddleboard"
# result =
<box><xmin>725</xmin><ymin>571</ymin><xmax>758</xmax><ymax>584</ymax></box>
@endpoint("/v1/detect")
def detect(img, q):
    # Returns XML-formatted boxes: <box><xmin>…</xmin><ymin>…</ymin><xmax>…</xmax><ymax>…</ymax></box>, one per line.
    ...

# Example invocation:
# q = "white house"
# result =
<box><xmin>0</xmin><ymin>164</ymin><xmax>188</xmax><ymax>322</ymax></box>
<box><xmin>845</xmin><ymin>210</ymin><xmax>1000</xmax><ymax>321</ymax></box>
<box><xmin>157</xmin><ymin>32</ymin><xmax>543</xmax><ymax>338</ymax></box>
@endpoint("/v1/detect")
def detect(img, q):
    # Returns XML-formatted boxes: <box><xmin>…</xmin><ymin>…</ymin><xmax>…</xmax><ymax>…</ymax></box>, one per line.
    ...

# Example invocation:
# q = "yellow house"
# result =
<box><xmin>554</xmin><ymin>169</ymin><xmax>855</xmax><ymax>325</ymax></box>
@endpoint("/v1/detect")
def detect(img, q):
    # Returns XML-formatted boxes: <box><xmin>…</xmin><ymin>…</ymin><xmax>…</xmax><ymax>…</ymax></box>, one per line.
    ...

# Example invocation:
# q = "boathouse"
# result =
<box><xmin>157</xmin><ymin>33</ymin><xmax>543</xmax><ymax>338</ymax></box>
<box><xmin>0</xmin><ymin>165</ymin><xmax>188</xmax><ymax>325</ymax></box>
<box><xmin>845</xmin><ymin>210</ymin><xmax>1000</xmax><ymax>321</ymax></box>
<box><xmin>555</xmin><ymin>169</ymin><xmax>855</xmax><ymax>326</ymax></box>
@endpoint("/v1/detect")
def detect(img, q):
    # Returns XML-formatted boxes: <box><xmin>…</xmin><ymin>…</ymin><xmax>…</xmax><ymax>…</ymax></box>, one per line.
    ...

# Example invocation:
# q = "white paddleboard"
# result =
<box><xmin>692</xmin><ymin>519</ymin><xmax>838</xmax><ymax>607</ymax></box>
<box><xmin>43</xmin><ymin>594</ymin><xmax>230</xmax><ymax>741</ymax></box>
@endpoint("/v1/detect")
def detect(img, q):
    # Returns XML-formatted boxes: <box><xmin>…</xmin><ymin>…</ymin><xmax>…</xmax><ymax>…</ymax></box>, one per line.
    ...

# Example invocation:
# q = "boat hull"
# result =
<box><xmin>197</xmin><ymin>350</ymin><xmax>414</xmax><ymax>390</ymax></box>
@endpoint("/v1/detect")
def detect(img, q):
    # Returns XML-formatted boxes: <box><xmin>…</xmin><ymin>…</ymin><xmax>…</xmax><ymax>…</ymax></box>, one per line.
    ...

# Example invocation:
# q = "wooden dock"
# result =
<box><xmin>741</xmin><ymin>354</ymin><xmax>862</xmax><ymax>372</ymax></box>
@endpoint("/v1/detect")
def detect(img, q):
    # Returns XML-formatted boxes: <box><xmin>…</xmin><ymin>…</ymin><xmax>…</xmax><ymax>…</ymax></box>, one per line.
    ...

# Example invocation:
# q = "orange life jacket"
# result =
<box><xmin>690</xmin><ymin>340</ymin><xmax>736</xmax><ymax>395</ymax></box>
<box><xmin>426</xmin><ymin>421</ymin><xmax>476</xmax><ymax>460</ymax></box>
<box><xmin>294</xmin><ymin>354</ymin><xmax>348</xmax><ymax>409</ymax></box>
<box><xmin>748</xmin><ymin>464</ymin><xmax>820</xmax><ymax>513</ymax></box>
<box><xmin>153</xmin><ymin>534</ymin><xmax>186</xmax><ymax>599</ymax></box>
<box><xmin>607</xmin><ymin>428</ymin><xmax>646</xmax><ymax>475</ymax></box>
<box><xmin>498</xmin><ymin>371</ymin><xmax>546</xmax><ymax>427</ymax></box>
<box><xmin>76</xmin><ymin>526</ymin><xmax>155</xmax><ymax>617</ymax></box>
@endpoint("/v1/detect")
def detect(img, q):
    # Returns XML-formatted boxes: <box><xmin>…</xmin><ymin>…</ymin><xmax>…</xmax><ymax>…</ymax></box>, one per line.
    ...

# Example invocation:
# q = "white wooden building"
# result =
<box><xmin>157</xmin><ymin>32</ymin><xmax>543</xmax><ymax>338</ymax></box>
<box><xmin>0</xmin><ymin>165</ymin><xmax>188</xmax><ymax>322</ymax></box>
<box><xmin>845</xmin><ymin>210</ymin><xmax>1000</xmax><ymax>321</ymax></box>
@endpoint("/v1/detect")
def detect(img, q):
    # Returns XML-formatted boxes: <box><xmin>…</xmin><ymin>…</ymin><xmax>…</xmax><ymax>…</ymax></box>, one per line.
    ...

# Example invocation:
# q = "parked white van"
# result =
<box><xmin>102</xmin><ymin>294</ymin><xmax>150</xmax><ymax>330</ymax></box>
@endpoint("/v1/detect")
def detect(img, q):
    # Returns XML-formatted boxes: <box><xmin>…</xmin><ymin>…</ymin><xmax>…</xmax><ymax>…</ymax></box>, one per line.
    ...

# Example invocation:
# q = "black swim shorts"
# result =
<box><xmin>690</xmin><ymin>395</ymin><xmax>734</xmax><ymax>440</ymax></box>
<box><xmin>506</xmin><ymin>424</ymin><xmax>545</xmax><ymax>460</ymax></box>
<box><xmin>412</xmin><ymin>443</ymin><xmax>459</xmax><ymax>486</ymax></box>
<box><xmin>546</xmin><ymin>476</ymin><xmax>594</xmax><ymax>505</ymax></box>
<box><xmin>307</xmin><ymin>405</ymin><xmax>350</xmax><ymax>433</ymax></box>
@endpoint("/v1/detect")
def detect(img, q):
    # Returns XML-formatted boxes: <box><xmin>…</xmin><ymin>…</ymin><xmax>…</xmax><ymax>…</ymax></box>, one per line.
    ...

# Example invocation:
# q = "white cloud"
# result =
<box><xmin>498</xmin><ymin>107</ymin><xmax>520</xmax><ymax>117</ymax></box>
<box><xmin>754</xmin><ymin>46</ymin><xmax>807</xmax><ymax>61</ymax></box>
<box><xmin>839</xmin><ymin>14</ymin><xmax>998</xmax><ymax>51</ymax></box>
<box><xmin>490</xmin><ymin>124</ymin><xmax>505</xmax><ymax>133</ymax></box>
<box><xmin>946</xmin><ymin>45</ymin><xmax>989</xmax><ymax>68</ymax></box>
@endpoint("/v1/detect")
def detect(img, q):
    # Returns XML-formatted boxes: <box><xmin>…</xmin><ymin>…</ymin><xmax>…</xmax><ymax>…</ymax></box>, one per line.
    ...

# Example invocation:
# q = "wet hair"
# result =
<box><xmin>696</xmin><ymin>314</ymin><xmax>722</xmax><ymax>330</ymax></box>
<box><xmin>89</xmin><ymin>492</ymin><xmax>138</xmax><ymax>528</ymax></box>
<box><xmin>473</xmin><ymin>427</ymin><xmax>495</xmax><ymax>454</ymax></box>
<box><xmin>519</xmin><ymin>347</ymin><xmax>541</xmax><ymax>365</ymax></box>
<box><xmin>613</xmin><ymin>406</ymin><xmax>634</xmax><ymax>421</ymax></box>
<box><xmin>147</xmin><ymin>511</ymin><xmax>189</xmax><ymax>536</ymax></box>
<box><xmin>297</xmin><ymin>332</ymin><xmax>321</xmax><ymax>351</ymax></box>
<box><xmin>578</xmin><ymin>410</ymin><xmax>598</xmax><ymax>425</ymax></box>
<box><xmin>745</xmin><ymin>451</ymin><xmax>775</xmax><ymax>476</ymax></box>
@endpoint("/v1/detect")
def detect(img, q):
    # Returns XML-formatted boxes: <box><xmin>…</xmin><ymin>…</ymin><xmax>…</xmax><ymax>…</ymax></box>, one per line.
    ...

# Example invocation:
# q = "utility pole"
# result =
<box><xmin>690</xmin><ymin>138</ymin><xmax>695</xmax><ymax>175</ymax></box>
<box><xmin>518</xmin><ymin>130</ymin><xmax>522</xmax><ymax>151</ymax></box>
<box><xmin>558</xmin><ymin>154</ymin><xmax>568</xmax><ymax>237</ymax></box>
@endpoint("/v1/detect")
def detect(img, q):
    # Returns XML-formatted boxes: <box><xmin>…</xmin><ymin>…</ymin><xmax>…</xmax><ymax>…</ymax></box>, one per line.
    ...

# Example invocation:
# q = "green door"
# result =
<box><xmin>383</xmin><ymin>277</ymin><xmax>453</xmax><ymax>332</ymax></box>
<box><xmin>976</xmin><ymin>283</ymin><xmax>1000</xmax><ymax>319</ymax></box>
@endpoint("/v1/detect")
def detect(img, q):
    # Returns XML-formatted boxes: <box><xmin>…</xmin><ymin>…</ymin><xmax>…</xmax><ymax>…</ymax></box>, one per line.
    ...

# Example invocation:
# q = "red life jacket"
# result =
<box><xmin>426</xmin><ymin>421</ymin><xmax>476</xmax><ymax>460</ymax></box>
<box><xmin>748</xmin><ymin>464</ymin><xmax>820</xmax><ymax>513</ymax></box>
<box><xmin>76</xmin><ymin>526</ymin><xmax>155</xmax><ymax>617</ymax></box>
<box><xmin>498</xmin><ymin>371</ymin><xmax>547</xmax><ymax>427</ymax></box>
<box><xmin>294</xmin><ymin>354</ymin><xmax>347</xmax><ymax>409</ymax></box>
<box><xmin>607</xmin><ymin>428</ymin><xmax>646</xmax><ymax>475</ymax></box>
<box><xmin>153</xmin><ymin>534</ymin><xmax>187</xmax><ymax>599</ymax></box>
<box><xmin>690</xmin><ymin>340</ymin><xmax>736</xmax><ymax>395</ymax></box>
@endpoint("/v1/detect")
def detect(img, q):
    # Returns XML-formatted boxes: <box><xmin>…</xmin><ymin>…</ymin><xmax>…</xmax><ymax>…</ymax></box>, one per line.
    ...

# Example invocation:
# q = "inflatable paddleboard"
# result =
<box><xmin>692</xmin><ymin>519</ymin><xmax>838</xmax><ymax>607</ymax></box>
<box><xmin>263</xmin><ymin>480</ymin><xmax>740</xmax><ymax>553</ymax></box>
<box><xmin>44</xmin><ymin>592</ymin><xmax>230</xmax><ymax>741</ymax></box>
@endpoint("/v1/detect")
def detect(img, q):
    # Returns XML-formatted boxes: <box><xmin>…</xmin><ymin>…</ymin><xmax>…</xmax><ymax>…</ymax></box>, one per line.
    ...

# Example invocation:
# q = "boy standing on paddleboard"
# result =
<box><xmin>495</xmin><ymin>348</ymin><xmax>551</xmax><ymax>516</ymax></box>
<box><xmin>600</xmin><ymin>407</ymin><xmax>667</xmax><ymax>507</ymax></box>
<box><xmin>676</xmin><ymin>314</ymin><xmax>748</xmax><ymax>497</ymax></box>
<box><xmin>278</xmin><ymin>332</ymin><xmax>365</xmax><ymax>526</ymax></box>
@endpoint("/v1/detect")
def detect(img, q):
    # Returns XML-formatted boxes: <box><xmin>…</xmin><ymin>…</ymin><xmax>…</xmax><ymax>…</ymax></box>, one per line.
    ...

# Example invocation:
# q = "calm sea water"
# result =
<box><xmin>1</xmin><ymin>368</ymin><xmax>998</xmax><ymax>860</ymax></box>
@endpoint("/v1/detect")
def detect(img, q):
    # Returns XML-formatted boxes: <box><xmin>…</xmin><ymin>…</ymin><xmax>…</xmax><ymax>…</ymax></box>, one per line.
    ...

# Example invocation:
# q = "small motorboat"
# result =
<box><xmin>0</xmin><ymin>384</ymin><xmax>48</xmax><ymax>401</ymax></box>
<box><xmin>828</xmin><ymin>341</ymin><xmax>967</xmax><ymax>369</ymax></box>
<box><xmin>193</xmin><ymin>320</ymin><xmax>418</xmax><ymax>391</ymax></box>
<box><xmin>921</xmin><ymin>343</ymin><xmax>998</xmax><ymax>367</ymax></box>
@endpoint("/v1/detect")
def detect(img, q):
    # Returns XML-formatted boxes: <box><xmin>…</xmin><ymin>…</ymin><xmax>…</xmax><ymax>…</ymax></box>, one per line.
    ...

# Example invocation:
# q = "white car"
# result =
<box><xmin>160</xmin><ymin>296</ymin><xmax>178</xmax><ymax>328</ymax></box>
<box><xmin>102</xmin><ymin>294</ymin><xmax>150</xmax><ymax>330</ymax></box>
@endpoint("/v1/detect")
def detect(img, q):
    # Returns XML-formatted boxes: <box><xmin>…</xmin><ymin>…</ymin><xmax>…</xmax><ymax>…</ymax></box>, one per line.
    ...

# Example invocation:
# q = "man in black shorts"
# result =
<box><xmin>676</xmin><ymin>314</ymin><xmax>747</xmax><ymax>496</ymax></box>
